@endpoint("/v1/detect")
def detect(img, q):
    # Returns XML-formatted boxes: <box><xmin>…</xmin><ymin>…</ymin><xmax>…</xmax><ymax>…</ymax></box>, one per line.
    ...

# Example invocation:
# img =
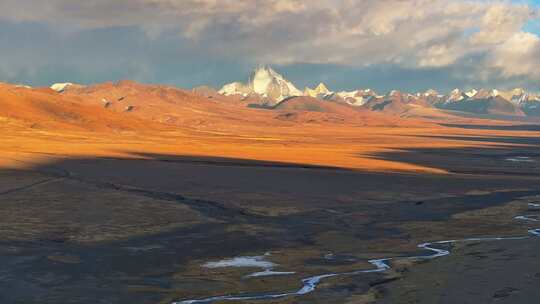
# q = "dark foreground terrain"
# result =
<box><xmin>1</xmin><ymin>131</ymin><xmax>540</xmax><ymax>304</ymax></box>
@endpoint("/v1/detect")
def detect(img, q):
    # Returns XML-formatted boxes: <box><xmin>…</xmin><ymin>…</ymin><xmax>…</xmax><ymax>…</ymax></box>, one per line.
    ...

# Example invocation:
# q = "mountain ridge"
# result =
<box><xmin>216</xmin><ymin>66</ymin><xmax>540</xmax><ymax>117</ymax></box>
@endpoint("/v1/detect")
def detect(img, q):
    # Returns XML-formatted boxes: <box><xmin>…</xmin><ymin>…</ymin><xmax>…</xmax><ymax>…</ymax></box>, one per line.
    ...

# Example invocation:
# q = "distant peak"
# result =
<box><xmin>50</xmin><ymin>82</ymin><xmax>74</xmax><ymax>93</ymax></box>
<box><xmin>424</xmin><ymin>89</ymin><xmax>438</xmax><ymax>96</ymax></box>
<box><xmin>304</xmin><ymin>82</ymin><xmax>332</xmax><ymax>98</ymax></box>
<box><xmin>315</xmin><ymin>82</ymin><xmax>329</xmax><ymax>92</ymax></box>
<box><xmin>253</xmin><ymin>64</ymin><xmax>277</xmax><ymax>75</ymax></box>
<box><xmin>465</xmin><ymin>89</ymin><xmax>478</xmax><ymax>98</ymax></box>
<box><xmin>220</xmin><ymin>65</ymin><xmax>301</xmax><ymax>103</ymax></box>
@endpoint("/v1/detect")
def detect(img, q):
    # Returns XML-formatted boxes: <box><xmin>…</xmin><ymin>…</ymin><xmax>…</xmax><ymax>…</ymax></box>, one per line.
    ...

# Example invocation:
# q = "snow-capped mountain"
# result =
<box><xmin>423</xmin><ymin>89</ymin><xmax>439</xmax><ymax>97</ymax></box>
<box><xmin>218</xmin><ymin>82</ymin><xmax>253</xmax><ymax>97</ymax></box>
<box><xmin>447</xmin><ymin>89</ymin><xmax>468</xmax><ymax>102</ymax></box>
<box><xmin>471</xmin><ymin>89</ymin><xmax>492</xmax><ymax>99</ymax></box>
<box><xmin>493</xmin><ymin>88</ymin><xmax>540</xmax><ymax>108</ymax></box>
<box><xmin>217</xmin><ymin>65</ymin><xmax>540</xmax><ymax>116</ymax></box>
<box><xmin>331</xmin><ymin>89</ymin><xmax>380</xmax><ymax>106</ymax></box>
<box><xmin>304</xmin><ymin>83</ymin><xmax>332</xmax><ymax>98</ymax></box>
<box><xmin>465</xmin><ymin>89</ymin><xmax>478</xmax><ymax>98</ymax></box>
<box><xmin>50</xmin><ymin>82</ymin><xmax>87</xmax><ymax>93</ymax></box>
<box><xmin>335</xmin><ymin>90</ymin><xmax>367</xmax><ymax>106</ymax></box>
<box><xmin>250</xmin><ymin>65</ymin><xmax>302</xmax><ymax>101</ymax></box>
<box><xmin>438</xmin><ymin>88</ymin><xmax>525</xmax><ymax>116</ymax></box>
<box><xmin>219</xmin><ymin>66</ymin><xmax>302</xmax><ymax>104</ymax></box>
<box><xmin>218</xmin><ymin>66</ymin><xmax>391</xmax><ymax>108</ymax></box>
<box><xmin>51</xmin><ymin>82</ymin><xmax>75</xmax><ymax>92</ymax></box>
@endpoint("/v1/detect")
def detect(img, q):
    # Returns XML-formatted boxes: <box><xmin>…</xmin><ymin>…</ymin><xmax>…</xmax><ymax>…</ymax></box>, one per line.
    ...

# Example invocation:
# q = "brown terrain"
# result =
<box><xmin>3</xmin><ymin>81</ymin><xmax>533</xmax><ymax>172</ymax></box>
<box><xmin>1</xmin><ymin>81</ymin><xmax>540</xmax><ymax>304</ymax></box>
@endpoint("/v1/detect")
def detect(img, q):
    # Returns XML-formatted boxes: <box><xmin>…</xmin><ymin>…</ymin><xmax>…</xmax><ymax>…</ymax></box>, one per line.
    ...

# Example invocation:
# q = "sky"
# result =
<box><xmin>1</xmin><ymin>0</ymin><xmax>540</xmax><ymax>93</ymax></box>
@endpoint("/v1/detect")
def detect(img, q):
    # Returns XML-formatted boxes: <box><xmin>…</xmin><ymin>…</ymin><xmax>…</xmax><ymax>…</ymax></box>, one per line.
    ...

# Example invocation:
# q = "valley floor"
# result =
<box><xmin>1</xmin><ymin>120</ymin><xmax>540</xmax><ymax>304</ymax></box>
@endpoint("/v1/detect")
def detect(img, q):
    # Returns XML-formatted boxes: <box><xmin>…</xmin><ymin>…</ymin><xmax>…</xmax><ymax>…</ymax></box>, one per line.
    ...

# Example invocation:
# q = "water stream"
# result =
<box><xmin>174</xmin><ymin>204</ymin><xmax>540</xmax><ymax>304</ymax></box>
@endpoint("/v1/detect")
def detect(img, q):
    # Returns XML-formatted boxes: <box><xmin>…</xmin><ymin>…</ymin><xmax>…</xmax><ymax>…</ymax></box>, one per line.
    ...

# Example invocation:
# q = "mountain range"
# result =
<box><xmin>2</xmin><ymin>64</ymin><xmax>539</xmax><ymax>135</ymax></box>
<box><xmin>217</xmin><ymin>66</ymin><xmax>540</xmax><ymax>117</ymax></box>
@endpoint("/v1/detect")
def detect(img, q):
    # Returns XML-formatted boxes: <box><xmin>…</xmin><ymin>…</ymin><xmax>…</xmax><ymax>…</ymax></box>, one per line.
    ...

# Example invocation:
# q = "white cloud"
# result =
<box><xmin>488</xmin><ymin>31</ymin><xmax>540</xmax><ymax>79</ymax></box>
<box><xmin>0</xmin><ymin>0</ymin><xmax>539</xmax><ymax>83</ymax></box>
<box><xmin>469</xmin><ymin>3</ymin><xmax>531</xmax><ymax>45</ymax></box>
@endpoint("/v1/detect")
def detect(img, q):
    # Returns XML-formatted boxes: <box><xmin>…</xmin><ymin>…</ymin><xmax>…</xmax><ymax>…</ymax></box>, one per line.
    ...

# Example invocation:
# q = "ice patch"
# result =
<box><xmin>202</xmin><ymin>253</ymin><xmax>295</xmax><ymax>280</ymax></box>
<box><xmin>506</xmin><ymin>156</ymin><xmax>534</xmax><ymax>162</ymax></box>
<box><xmin>515</xmin><ymin>215</ymin><xmax>540</xmax><ymax>222</ymax></box>
<box><xmin>367</xmin><ymin>258</ymin><xmax>391</xmax><ymax>271</ymax></box>
<box><xmin>324</xmin><ymin>253</ymin><xmax>335</xmax><ymax>260</ymax></box>
<box><xmin>203</xmin><ymin>256</ymin><xmax>275</xmax><ymax>269</ymax></box>
<box><xmin>244</xmin><ymin>269</ymin><xmax>296</xmax><ymax>278</ymax></box>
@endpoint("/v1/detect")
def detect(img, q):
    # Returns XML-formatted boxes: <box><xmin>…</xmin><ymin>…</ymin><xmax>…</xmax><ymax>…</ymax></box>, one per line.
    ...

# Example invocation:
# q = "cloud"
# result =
<box><xmin>488</xmin><ymin>31</ymin><xmax>540</xmax><ymax>79</ymax></box>
<box><xmin>469</xmin><ymin>3</ymin><xmax>532</xmax><ymax>45</ymax></box>
<box><xmin>0</xmin><ymin>0</ymin><xmax>539</xmax><ymax>88</ymax></box>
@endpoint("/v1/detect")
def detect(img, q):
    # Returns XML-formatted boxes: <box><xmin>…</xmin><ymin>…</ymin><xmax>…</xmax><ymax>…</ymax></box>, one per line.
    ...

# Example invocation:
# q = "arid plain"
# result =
<box><xmin>1</xmin><ymin>81</ymin><xmax>540</xmax><ymax>304</ymax></box>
